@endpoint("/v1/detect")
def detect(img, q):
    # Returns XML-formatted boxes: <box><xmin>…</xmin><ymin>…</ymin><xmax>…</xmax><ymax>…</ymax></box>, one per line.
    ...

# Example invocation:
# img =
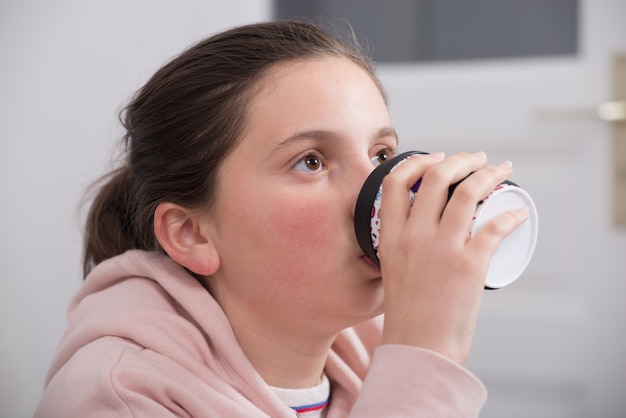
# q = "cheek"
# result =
<box><xmin>259</xmin><ymin>198</ymin><xmax>341</xmax><ymax>293</ymax></box>
<box><xmin>217</xmin><ymin>181</ymin><xmax>348</xmax><ymax>288</ymax></box>
<box><xmin>264</xmin><ymin>197</ymin><xmax>335</xmax><ymax>251</ymax></box>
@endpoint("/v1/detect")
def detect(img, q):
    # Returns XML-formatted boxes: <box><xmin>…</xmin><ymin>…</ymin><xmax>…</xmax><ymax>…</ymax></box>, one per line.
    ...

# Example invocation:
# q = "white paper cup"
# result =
<box><xmin>354</xmin><ymin>151</ymin><xmax>539</xmax><ymax>289</ymax></box>
<box><xmin>470</xmin><ymin>183</ymin><xmax>538</xmax><ymax>288</ymax></box>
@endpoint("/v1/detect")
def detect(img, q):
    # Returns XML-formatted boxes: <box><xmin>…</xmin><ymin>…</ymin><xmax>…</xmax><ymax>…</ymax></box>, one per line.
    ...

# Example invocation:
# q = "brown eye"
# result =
<box><xmin>294</xmin><ymin>153</ymin><xmax>324</xmax><ymax>173</ymax></box>
<box><xmin>305</xmin><ymin>156</ymin><xmax>321</xmax><ymax>170</ymax></box>
<box><xmin>371</xmin><ymin>149</ymin><xmax>394</xmax><ymax>167</ymax></box>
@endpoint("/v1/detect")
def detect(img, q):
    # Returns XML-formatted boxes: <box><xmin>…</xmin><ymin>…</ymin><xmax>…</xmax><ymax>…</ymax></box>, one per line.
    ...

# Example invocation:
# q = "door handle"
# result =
<box><xmin>598</xmin><ymin>100</ymin><xmax>626</xmax><ymax>122</ymax></box>
<box><xmin>534</xmin><ymin>100</ymin><xmax>625</xmax><ymax>123</ymax></box>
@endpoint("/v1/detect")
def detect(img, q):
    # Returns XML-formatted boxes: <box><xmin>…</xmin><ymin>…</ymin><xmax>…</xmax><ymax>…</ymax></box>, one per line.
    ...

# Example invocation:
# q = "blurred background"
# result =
<box><xmin>2</xmin><ymin>1</ymin><xmax>625</xmax><ymax>417</ymax></box>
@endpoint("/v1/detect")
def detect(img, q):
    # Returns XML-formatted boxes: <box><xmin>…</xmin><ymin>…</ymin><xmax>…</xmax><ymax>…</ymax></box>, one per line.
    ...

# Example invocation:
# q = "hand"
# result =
<box><xmin>378</xmin><ymin>152</ymin><xmax>529</xmax><ymax>364</ymax></box>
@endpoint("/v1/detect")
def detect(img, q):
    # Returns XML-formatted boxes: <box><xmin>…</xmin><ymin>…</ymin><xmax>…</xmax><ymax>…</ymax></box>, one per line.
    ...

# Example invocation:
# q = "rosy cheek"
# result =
<box><xmin>266</xmin><ymin>200</ymin><xmax>333</xmax><ymax>250</ymax></box>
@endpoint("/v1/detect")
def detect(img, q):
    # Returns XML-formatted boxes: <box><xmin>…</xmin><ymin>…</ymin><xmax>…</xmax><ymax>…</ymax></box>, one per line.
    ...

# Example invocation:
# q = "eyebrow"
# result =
<box><xmin>265</xmin><ymin>127</ymin><xmax>399</xmax><ymax>161</ymax></box>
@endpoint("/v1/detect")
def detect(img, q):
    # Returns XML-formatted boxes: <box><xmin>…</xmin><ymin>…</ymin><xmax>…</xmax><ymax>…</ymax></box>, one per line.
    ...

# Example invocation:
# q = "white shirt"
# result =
<box><xmin>271</xmin><ymin>374</ymin><xmax>330</xmax><ymax>418</ymax></box>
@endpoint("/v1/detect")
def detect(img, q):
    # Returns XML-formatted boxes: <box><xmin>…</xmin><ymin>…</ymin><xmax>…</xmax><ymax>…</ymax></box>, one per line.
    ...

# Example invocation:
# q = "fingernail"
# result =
<box><xmin>429</xmin><ymin>152</ymin><xmax>445</xmax><ymax>160</ymax></box>
<box><xmin>514</xmin><ymin>206</ymin><xmax>529</xmax><ymax>216</ymax></box>
<box><xmin>498</xmin><ymin>160</ymin><xmax>513</xmax><ymax>169</ymax></box>
<box><xmin>473</xmin><ymin>151</ymin><xmax>487</xmax><ymax>160</ymax></box>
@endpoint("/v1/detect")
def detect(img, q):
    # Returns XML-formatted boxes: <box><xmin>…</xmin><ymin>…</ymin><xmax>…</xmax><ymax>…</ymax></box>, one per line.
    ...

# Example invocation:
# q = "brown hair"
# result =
<box><xmin>83</xmin><ymin>20</ymin><xmax>384</xmax><ymax>277</ymax></box>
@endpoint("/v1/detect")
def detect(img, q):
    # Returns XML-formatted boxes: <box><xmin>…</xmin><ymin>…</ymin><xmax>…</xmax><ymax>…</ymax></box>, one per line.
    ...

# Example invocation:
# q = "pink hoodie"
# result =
<box><xmin>35</xmin><ymin>250</ymin><xmax>486</xmax><ymax>417</ymax></box>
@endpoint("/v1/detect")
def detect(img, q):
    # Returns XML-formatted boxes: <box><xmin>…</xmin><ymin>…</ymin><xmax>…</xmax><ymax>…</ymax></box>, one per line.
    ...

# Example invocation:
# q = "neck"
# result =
<box><xmin>204</xmin><ymin>279</ymin><xmax>337</xmax><ymax>389</ymax></box>
<box><xmin>231</xmin><ymin>316</ymin><xmax>335</xmax><ymax>388</ymax></box>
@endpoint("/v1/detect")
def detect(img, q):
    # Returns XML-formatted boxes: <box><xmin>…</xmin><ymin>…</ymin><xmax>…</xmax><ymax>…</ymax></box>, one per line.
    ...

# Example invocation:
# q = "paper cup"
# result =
<box><xmin>470</xmin><ymin>182</ymin><xmax>538</xmax><ymax>288</ymax></box>
<box><xmin>354</xmin><ymin>151</ymin><xmax>538</xmax><ymax>289</ymax></box>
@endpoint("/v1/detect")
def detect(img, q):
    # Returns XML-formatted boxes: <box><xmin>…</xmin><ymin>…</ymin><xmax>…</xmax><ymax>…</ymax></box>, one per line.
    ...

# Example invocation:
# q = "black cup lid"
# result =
<box><xmin>354</xmin><ymin>151</ymin><xmax>426</xmax><ymax>265</ymax></box>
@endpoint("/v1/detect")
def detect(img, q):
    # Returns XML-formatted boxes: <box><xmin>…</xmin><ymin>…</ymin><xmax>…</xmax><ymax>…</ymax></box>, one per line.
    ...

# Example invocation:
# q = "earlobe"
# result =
<box><xmin>154</xmin><ymin>202</ymin><xmax>220</xmax><ymax>276</ymax></box>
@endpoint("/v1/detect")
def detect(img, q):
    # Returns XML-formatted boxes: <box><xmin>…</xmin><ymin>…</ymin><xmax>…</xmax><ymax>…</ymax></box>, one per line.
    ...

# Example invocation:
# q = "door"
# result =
<box><xmin>376</xmin><ymin>1</ymin><xmax>626</xmax><ymax>417</ymax></box>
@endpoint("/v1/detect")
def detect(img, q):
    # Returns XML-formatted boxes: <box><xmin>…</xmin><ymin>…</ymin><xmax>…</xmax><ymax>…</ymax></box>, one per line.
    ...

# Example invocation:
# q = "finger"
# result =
<box><xmin>409</xmin><ymin>152</ymin><xmax>488</xmax><ymax>230</ymax></box>
<box><xmin>467</xmin><ymin>206</ymin><xmax>530</xmax><ymax>262</ymax></box>
<box><xmin>378</xmin><ymin>153</ymin><xmax>445</xmax><ymax>243</ymax></box>
<box><xmin>440</xmin><ymin>160</ymin><xmax>514</xmax><ymax>239</ymax></box>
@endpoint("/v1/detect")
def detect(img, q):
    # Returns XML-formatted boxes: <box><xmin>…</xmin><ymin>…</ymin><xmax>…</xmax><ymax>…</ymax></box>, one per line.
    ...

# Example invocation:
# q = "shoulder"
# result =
<box><xmin>36</xmin><ymin>337</ymin><xmax>143</xmax><ymax>417</ymax></box>
<box><xmin>36</xmin><ymin>336</ymin><xmax>254</xmax><ymax>418</ymax></box>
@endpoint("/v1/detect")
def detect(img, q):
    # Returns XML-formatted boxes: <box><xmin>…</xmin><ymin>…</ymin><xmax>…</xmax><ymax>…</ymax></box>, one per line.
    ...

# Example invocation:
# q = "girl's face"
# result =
<box><xmin>205</xmin><ymin>57</ymin><xmax>397</xmax><ymax>338</ymax></box>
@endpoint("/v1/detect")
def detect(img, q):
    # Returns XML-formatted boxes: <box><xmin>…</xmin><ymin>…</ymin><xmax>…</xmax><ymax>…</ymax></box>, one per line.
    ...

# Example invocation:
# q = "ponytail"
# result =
<box><xmin>83</xmin><ymin>166</ymin><xmax>138</xmax><ymax>277</ymax></box>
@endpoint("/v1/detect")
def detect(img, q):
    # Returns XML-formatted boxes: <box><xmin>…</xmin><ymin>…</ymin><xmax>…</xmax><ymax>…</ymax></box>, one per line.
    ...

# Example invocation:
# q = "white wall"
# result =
<box><xmin>0</xmin><ymin>2</ymin><xmax>270</xmax><ymax>417</ymax></box>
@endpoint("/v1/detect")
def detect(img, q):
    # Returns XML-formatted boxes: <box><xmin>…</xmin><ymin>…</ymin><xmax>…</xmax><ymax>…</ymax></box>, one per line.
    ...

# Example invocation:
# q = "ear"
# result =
<box><xmin>154</xmin><ymin>202</ymin><xmax>220</xmax><ymax>276</ymax></box>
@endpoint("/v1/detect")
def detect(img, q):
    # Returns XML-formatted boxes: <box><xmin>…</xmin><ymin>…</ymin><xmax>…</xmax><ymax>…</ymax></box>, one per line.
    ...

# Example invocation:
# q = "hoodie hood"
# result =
<box><xmin>44</xmin><ymin>250</ymin><xmax>375</xmax><ymax>417</ymax></box>
<box><xmin>45</xmin><ymin>250</ymin><xmax>296</xmax><ymax>416</ymax></box>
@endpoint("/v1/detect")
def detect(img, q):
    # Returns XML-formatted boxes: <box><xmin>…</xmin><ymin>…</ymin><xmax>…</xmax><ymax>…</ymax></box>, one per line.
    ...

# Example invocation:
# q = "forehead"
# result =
<box><xmin>246</xmin><ymin>57</ymin><xmax>387</xmax><ymax>124</ymax></box>
<box><xmin>251</xmin><ymin>55</ymin><xmax>388</xmax><ymax>126</ymax></box>
<box><xmin>216</xmin><ymin>56</ymin><xmax>395</xmax><ymax>176</ymax></box>
<box><xmin>232</xmin><ymin>56</ymin><xmax>394</xmax><ymax>155</ymax></box>
<box><xmin>253</xmin><ymin>56</ymin><xmax>384</xmax><ymax>102</ymax></box>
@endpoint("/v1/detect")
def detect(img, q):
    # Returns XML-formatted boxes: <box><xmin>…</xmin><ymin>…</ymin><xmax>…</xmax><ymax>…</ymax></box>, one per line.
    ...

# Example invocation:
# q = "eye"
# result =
<box><xmin>371</xmin><ymin>148</ymin><xmax>395</xmax><ymax>167</ymax></box>
<box><xmin>293</xmin><ymin>153</ymin><xmax>324</xmax><ymax>173</ymax></box>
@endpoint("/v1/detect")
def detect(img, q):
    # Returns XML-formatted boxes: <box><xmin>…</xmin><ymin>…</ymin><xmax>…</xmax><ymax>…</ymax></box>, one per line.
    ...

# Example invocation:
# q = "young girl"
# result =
<box><xmin>35</xmin><ymin>20</ymin><xmax>527</xmax><ymax>417</ymax></box>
